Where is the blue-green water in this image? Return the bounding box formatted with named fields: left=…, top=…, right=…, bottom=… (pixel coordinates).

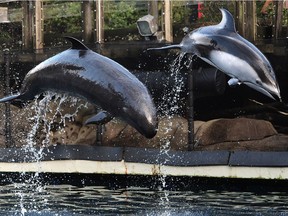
left=0, top=175, right=287, bottom=216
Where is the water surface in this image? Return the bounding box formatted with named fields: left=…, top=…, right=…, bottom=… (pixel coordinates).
left=0, top=174, right=287, bottom=216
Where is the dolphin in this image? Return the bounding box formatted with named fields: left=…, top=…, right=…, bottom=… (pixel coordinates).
left=0, top=36, right=158, bottom=138
left=148, top=8, right=281, bottom=101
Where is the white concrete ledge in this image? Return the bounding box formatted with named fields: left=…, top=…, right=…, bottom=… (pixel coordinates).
left=0, top=160, right=287, bottom=180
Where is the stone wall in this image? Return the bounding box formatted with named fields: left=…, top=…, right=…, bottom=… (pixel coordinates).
left=0, top=95, right=287, bottom=151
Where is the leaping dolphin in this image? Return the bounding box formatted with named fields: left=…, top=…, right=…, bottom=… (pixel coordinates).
left=0, top=37, right=158, bottom=138
left=148, top=8, right=281, bottom=101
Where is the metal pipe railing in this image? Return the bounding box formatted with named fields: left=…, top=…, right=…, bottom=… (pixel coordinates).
left=3, top=49, right=13, bottom=148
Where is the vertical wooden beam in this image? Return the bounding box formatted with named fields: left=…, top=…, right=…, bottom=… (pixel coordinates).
left=82, top=0, right=93, bottom=43
left=34, top=0, right=44, bottom=51
left=95, top=0, right=104, bottom=43
left=148, top=0, right=158, bottom=20
left=22, top=1, right=33, bottom=50
left=275, top=0, right=283, bottom=40
left=235, top=0, right=256, bottom=42
left=163, top=0, right=172, bottom=43
left=245, top=0, right=256, bottom=42
left=235, top=0, right=244, bottom=36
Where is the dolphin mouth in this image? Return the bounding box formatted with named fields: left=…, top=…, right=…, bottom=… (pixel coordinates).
left=244, top=82, right=281, bottom=101
left=142, top=128, right=157, bottom=139
left=134, top=120, right=158, bottom=139
left=128, top=114, right=158, bottom=139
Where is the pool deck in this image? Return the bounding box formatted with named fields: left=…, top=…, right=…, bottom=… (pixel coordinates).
left=1, top=145, right=288, bottom=180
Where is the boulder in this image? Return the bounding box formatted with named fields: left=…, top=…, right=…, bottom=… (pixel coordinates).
left=50, top=123, right=97, bottom=145
left=47, top=115, right=204, bottom=150
left=195, top=117, right=277, bottom=146
left=195, top=134, right=288, bottom=151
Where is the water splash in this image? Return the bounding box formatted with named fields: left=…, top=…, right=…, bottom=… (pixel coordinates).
left=157, top=52, right=186, bottom=116
left=13, top=91, right=89, bottom=215
left=156, top=53, right=194, bottom=211
left=22, top=92, right=88, bottom=160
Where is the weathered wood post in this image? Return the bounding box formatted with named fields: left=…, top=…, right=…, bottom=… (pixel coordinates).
left=148, top=0, right=158, bottom=19
left=22, top=1, right=33, bottom=50
left=82, top=0, right=93, bottom=43
left=235, top=0, right=256, bottom=42
left=163, top=0, right=173, bottom=42
left=275, top=0, right=284, bottom=40
left=34, top=0, right=44, bottom=52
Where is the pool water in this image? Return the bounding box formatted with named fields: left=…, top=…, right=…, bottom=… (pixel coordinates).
left=0, top=174, right=287, bottom=216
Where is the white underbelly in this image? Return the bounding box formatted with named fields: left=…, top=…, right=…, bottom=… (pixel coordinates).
left=200, top=50, right=257, bottom=82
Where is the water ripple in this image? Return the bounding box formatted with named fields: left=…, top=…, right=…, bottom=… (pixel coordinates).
left=0, top=184, right=286, bottom=215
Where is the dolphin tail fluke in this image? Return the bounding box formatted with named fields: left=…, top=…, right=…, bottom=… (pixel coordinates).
left=0, top=93, right=21, bottom=103
left=147, top=44, right=182, bottom=51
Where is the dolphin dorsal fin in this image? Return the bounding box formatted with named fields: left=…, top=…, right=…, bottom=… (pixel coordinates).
left=218, top=8, right=236, bottom=32
left=64, top=36, right=89, bottom=50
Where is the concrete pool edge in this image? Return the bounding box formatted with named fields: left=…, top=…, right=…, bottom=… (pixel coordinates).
left=0, top=145, right=287, bottom=180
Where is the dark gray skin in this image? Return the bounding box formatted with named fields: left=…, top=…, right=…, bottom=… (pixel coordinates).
left=148, top=9, right=281, bottom=101
left=0, top=37, right=158, bottom=138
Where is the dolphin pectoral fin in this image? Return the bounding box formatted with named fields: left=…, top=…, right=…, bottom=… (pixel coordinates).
left=0, top=93, right=21, bottom=103
left=147, top=44, right=182, bottom=51
left=228, top=78, right=241, bottom=87
left=84, top=111, right=113, bottom=126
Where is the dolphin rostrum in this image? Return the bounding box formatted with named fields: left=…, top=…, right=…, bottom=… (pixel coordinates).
left=148, top=8, right=281, bottom=101
left=0, top=37, right=158, bottom=138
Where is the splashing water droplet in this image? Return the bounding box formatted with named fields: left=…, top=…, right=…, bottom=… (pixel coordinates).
left=13, top=91, right=89, bottom=214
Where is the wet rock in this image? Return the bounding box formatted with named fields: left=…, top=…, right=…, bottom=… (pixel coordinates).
left=101, top=116, right=204, bottom=150
left=44, top=115, right=205, bottom=150
left=195, top=117, right=277, bottom=146
left=51, top=123, right=96, bottom=145
left=195, top=134, right=288, bottom=151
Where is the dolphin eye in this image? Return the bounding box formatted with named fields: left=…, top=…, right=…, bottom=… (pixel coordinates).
left=256, top=79, right=262, bottom=85
left=210, top=39, right=217, bottom=47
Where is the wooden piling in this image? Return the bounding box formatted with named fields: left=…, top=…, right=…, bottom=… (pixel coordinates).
left=82, top=0, right=93, bottom=43
left=275, top=0, right=284, bottom=40
left=148, top=0, right=158, bottom=20
left=34, top=0, right=44, bottom=51
left=163, top=0, right=173, bottom=43
left=235, top=0, right=256, bottom=42
left=95, top=0, right=104, bottom=43
left=22, top=1, right=33, bottom=50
